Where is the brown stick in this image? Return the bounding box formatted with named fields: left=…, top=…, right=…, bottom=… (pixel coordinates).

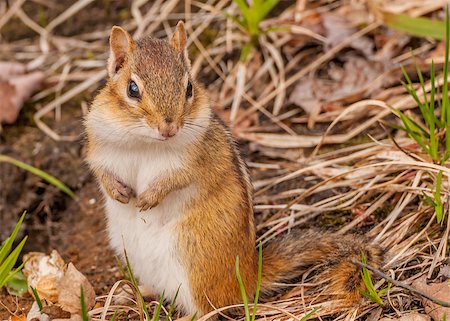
left=352, top=260, right=450, bottom=308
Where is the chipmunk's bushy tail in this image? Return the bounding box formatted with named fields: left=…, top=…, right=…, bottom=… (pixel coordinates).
left=261, top=230, right=384, bottom=304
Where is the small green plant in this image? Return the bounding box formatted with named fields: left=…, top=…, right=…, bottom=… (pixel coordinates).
left=0, top=154, right=74, bottom=197
left=235, top=242, right=262, bottom=321
left=123, top=248, right=179, bottom=321
left=152, top=290, right=165, bottom=321
left=383, top=11, right=446, bottom=40
left=392, top=7, right=450, bottom=224
left=360, top=253, right=389, bottom=306
left=31, top=286, right=43, bottom=311
left=124, top=248, right=151, bottom=321
left=6, top=270, right=28, bottom=296
left=236, top=243, right=317, bottom=321
left=80, top=285, right=90, bottom=321
left=0, top=212, right=28, bottom=288
left=422, top=171, right=444, bottom=223
left=164, top=286, right=180, bottom=321
left=226, top=0, right=280, bottom=61
left=110, top=309, right=119, bottom=321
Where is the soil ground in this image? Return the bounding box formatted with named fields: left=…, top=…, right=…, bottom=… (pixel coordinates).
left=0, top=113, right=119, bottom=318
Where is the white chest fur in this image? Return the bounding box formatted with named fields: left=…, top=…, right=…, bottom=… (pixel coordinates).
left=92, top=143, right=197, bottom=315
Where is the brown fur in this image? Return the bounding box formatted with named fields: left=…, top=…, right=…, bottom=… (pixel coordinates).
left=86, top=22, right=384, bottom=317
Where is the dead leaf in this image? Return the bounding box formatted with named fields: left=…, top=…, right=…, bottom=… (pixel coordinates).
left=399, top=314, right=431, bottom=321
left=53, top=315, right=82, bottom=321
left=321, top=12, right=374, bottom=56
left=41, top=306, right=71, bottom=320
left=0, top=81, right=19, bottom=124
left=379, top=313, right=430, bottom=321
left=412, top=276, right=450, bottom=321
left=0, top=61, right=44, bottom=124
left=58, top=263, right=96, bottom=314
left=0, top=62, right=26, bottom=80
left=438, top=265, right=450, bottom=279
left=289, top=55, right=387, bottom=125
left=23, top=250, right=67, bottom=303
left=27, top=301, right=47, bottom=321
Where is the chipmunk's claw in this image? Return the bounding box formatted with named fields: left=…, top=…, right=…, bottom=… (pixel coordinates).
left=136, top=189, right=161, bottom=211
left=110, top=178, right=134, bottom=204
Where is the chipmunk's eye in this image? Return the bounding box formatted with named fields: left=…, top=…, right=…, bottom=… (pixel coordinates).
left=127, top=80, right=140, bottom=99
left=186, top=80, right=193, bottom=99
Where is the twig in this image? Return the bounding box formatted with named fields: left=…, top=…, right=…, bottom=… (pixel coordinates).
left=352, top=260, right=450, bottom=308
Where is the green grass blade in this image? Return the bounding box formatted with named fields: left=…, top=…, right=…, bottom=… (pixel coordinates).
left=429, top=61, right=439, bottom=161
left=31, top=286, right=43, bottom=311
left=259, top=0, right=280, bottom=21
left=430, top=61, right=439, bottom=125
left=396, top=109, right=428, bottom=136
left=165, top=286, right=180, bottom=321
left=2, top=259, right=26, bottom=287
left=434, top=170, right=444, bottom=223
left=0, top=212, right=26, bottom=265
left=110, top=309, right=119, bottom=321
left=360, top=253, right=383, bottom=306
left=421, top=190, right=437, bottom=207
left=415, top=61, right=430, bottom=114
left=6, top=270, right=28, bottom=296
left=80, top=285, right=89, bottom=321
left=235, top=256, right=250, bottom=321
left=0, top=155, right=74, bottom=197
left=300, top=308, right=319, bottom=321
left=251, top=242, right=263, bottom=321
left=152, top=290, right=165, bottom=321
left=397, top=112, right=429, bottom=152
left=233, top=0, right=250, bottom=18
left=443, top=7, right=450, bottom=152
left=0, top=236, right=27, bottom=288
left=399, top=71, right=431, bottom=128
left=222, top=11, right=246, bottom=29
left=124, top=248, right=151, bottom=321
left=443, top=149, right=450, bottom=162
left=384, top=12, right=445, bottom=40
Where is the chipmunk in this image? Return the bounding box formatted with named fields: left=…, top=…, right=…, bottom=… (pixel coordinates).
left=84, top=22, right=383, bottom=318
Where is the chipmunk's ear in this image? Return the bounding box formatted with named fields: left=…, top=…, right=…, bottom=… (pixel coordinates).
left=170, top=21, right=190, bottom=66
left=108, top=26, right=135, bottom=77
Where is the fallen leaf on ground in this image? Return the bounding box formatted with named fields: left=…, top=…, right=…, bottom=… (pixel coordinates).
left=321, top=12, right=374, bottom=56
left=0, top=61, right=26, bottom=79
left=53, top=315, right=82, bottom=321
left=289, top=55, right=387, bottom=125
left=379, top=312, right=430, bottom=321
left=41, top=306, right=71, bottom=319
left=412, top=276, right=450, bottom=321
left=0, top=61, right=44, bottom=124
left=439, top=264, right=450, bottom=278
left=27, top=301, right=44, bottom=321
left=58, top=263, right=96, bottom=314
left=24, top=251, right=95, bottom=320
left=23, top=250, right=67, bottom=302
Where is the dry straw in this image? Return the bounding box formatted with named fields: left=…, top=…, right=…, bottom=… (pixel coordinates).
left=1, top=0, right=450, bottom=320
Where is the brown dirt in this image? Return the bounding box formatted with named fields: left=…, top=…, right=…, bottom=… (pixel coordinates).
left=0, top=113, right=119, bottom=319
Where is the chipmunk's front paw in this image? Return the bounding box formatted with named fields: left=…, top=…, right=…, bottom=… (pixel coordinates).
left=136, top=188, right=164, bottom=211
left=104, top=177, right=134, bottom=204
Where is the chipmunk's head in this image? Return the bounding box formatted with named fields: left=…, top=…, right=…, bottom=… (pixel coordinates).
left=92, top=21, right=209, bottom=144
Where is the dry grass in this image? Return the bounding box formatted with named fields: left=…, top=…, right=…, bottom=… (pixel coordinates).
left=1, top=0, right=450, bottom=320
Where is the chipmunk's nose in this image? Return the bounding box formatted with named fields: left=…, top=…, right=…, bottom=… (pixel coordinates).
left=159, top=120, right=178, bottom=139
